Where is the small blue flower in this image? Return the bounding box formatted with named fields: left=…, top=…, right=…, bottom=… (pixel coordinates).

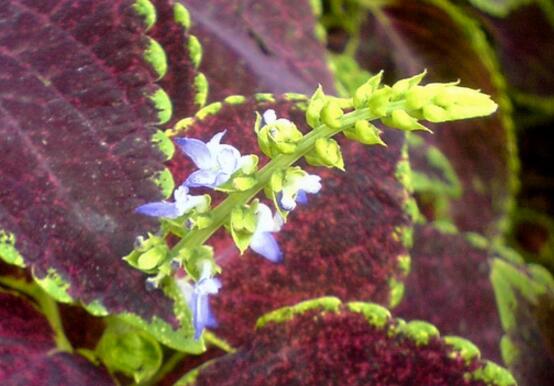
left=278, top=173, right=322, bottom=211
left=179, top=267, right=222, bottom=340
left=250, top=203, right=284, bottom=263
left=175, top=130, right=248, bottom=189
left=135, top=185, right=207, bottom=219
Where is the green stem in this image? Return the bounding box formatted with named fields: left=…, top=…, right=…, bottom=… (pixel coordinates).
left=0, top=276, right=73, bottom=353
left=144, top=351, right=187, bottom=386
left=170, top=102, right=404, bottom=258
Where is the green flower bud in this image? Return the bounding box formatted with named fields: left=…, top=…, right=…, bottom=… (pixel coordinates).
left=382, top=109, right=431, bottom=132
left=353, top=70, right=383, bottom=109
left=320, top=100, right=344, bottom=129
left=305, top=138, right=345, bottom=170
left=239, top=154, right=259, bottom=175
left=367, top=86, right=392, bottom=117
left=391, top=70, right=427, bottom=98
left=256, top=115, right=303, bottom=158
left=306, top=85, right=326, bottom=129
left=229, top=202, right=258, bottom=253
left=137, top=245, right=168, bottom=271
left=422, top=104, right=450, bottom=122
left=269, top=170, right=284, bottom=192
left=405, top=85, right=436, bottom=110
left=123, top=234, right=169, bottom=273
left=433, top=86, right=498, bottom=120
left=180, top=245, right=216, bottom=280
left=344, top=120, right=386, bottom=146
left=231, top=175, right=257, bottom=191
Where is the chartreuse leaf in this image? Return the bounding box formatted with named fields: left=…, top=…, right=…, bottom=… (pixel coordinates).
left=490, top=258, right=554, bottom=385
left=96, top=318, right=162, bottom=383
left=0, top=231, right=25, bottom=268
left=177, top=298, right=515, bottom=385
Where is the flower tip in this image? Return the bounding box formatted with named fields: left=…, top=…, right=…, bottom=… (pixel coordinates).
left=262, top=109, right=277, bottom=125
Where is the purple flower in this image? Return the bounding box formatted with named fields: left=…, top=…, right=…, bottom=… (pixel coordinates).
left=135, top=185, right=207, bottom=219
left=250, top=203, right=284, bottom=263
left=278, top=173, right=322, bottom=211
left=178, top=267, right=222, bottom=341
left=175, top=130, right=248, bottom=189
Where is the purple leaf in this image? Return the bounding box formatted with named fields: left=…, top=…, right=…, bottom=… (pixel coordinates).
left=183, top=298, right=514, bottom=385
left=0, top=0, right=197, bottom=324
left=476, top=3, right=554, bottom=99
left=395, top=224, right=503, bottom=362
left=182, top=0, right=335, bottom=101
left=167, top=96, right=413, bottom=346
left=0, top=292, right=113, bottom=385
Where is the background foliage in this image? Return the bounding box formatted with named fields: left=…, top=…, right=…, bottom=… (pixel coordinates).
left=1, top=0, right=553, bottom=385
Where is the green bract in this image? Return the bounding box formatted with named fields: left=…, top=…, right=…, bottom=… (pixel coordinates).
left=228, top=201, right=259, bottom=254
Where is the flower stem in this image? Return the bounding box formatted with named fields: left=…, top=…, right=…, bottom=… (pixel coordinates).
left=169, top=101, right=404, bottom=258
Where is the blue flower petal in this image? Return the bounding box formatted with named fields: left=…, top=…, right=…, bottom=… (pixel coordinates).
left=296, top=190, right=308, bottom=205
left=135, top=202, right=180, bottom=218
left=250, top=232, right=283, bottom=263
left=175, top=137, right=214, bottom=169
left=185, top=169, right=219, bottom=188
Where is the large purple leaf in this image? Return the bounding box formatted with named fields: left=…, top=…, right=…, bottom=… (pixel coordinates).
left=0, top=291, right=113, bottom=385
left=355, top=0, right=517, bottom=235
left=181, top=0, right=335, bottom=101
left=474, top=3, right=554, bottom=100
left=395, top=224, right=503, bottom=362
left=181, top=298, right=515, bottom=385
left=490, top=258, right=554, bottom=385
left=0, top=0, right=197, bottom=327
left=168, top=95, right=414, bottom=347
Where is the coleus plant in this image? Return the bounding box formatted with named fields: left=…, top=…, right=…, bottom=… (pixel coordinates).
left=0, top=0, right=550, bottom=385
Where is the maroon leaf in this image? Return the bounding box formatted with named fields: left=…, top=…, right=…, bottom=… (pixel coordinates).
left=395, top=224, right=503, bottom=362
left=0, top=292, right=113, bottom=385
left=182, top=0, right=335, bottom=101
left=355, top=0, right=516, bottom=235
left=475, top=3, right=554, bottom=99
left=183, top=298, right=514, bottom=385
left=490, top=258, right=554, bottom=385
left=167, top=95, right=413, bottom=347
left=0, top=0, right=194, bottom=323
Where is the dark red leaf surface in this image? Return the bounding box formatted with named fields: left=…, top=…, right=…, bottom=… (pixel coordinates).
left=186, top=300, right=508, bottom=386
left=0, top=0, right=191, bottom=321
left=395, top=224, right=503, bottom=362
left=182, top=0, right=335, bottom=101
left=0, top=292, right=113, bottom=385
left=355, top=0, right=516, bottom=235
left=168, top=96, right=413, bottom=347
left=476, top=3, right=554, bottom=98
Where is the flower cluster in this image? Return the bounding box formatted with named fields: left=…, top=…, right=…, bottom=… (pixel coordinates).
left=129, top=71, right=497, bottom=343
left=134, top=117, right=321, bottom=340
